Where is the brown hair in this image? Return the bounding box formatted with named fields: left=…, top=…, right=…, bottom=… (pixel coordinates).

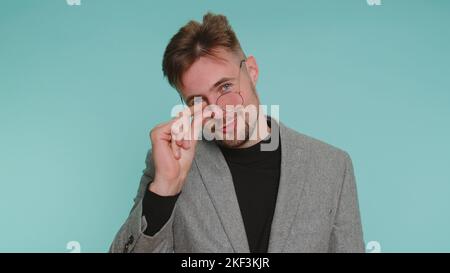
left=162, top=12, right=244, bottom=91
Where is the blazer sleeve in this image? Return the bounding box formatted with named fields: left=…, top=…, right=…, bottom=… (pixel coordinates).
left=109, top=150, right=176, bottom=253
left=329, top=152, right=365, bottom=253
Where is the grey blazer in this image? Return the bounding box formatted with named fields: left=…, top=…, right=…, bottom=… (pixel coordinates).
left=110, top=120, right=364, bottom=253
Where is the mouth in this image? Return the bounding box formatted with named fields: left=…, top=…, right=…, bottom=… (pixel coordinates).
left=222, top=120, right=235, bottom=134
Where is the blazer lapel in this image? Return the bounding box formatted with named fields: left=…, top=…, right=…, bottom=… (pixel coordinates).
left=267, top=121, right=308, bottom=252
left=194, top=140, right=250, bottom=253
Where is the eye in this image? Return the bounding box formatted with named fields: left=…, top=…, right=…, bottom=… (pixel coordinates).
left=220, top=83, right=233, bottom=93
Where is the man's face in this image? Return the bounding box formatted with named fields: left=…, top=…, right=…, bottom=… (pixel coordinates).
left=180, top=48, right=260, bottom=148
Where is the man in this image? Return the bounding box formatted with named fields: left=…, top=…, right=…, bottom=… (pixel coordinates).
left=110, top=12, right=364, bottom=253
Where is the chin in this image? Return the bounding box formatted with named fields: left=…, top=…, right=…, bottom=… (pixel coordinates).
left=216, top=125, right=250, bottom=148
left=217, top=138, right=247, bottom=148
left=213, top=120, right=255, bottom=148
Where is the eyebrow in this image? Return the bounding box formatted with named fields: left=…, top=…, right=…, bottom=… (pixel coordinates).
left=184, top=76, right=236, bottom=104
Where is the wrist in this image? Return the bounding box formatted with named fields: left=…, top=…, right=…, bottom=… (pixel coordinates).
left=149, top=178, right=182, bottom=196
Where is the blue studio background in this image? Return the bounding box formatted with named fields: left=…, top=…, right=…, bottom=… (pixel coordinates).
left=1, top=0, right=449, bottom=252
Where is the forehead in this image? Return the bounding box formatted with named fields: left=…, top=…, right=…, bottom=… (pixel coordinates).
left=181, top=49, right=239, bottom=94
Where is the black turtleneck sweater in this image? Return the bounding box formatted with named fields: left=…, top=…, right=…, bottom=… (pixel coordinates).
left=218, top=137, right=281, bottom=252
left=142, top=134, right=281, bottom=253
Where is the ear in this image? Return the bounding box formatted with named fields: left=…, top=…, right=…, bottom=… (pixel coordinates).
left=244, top=55, right=259, bottom=86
